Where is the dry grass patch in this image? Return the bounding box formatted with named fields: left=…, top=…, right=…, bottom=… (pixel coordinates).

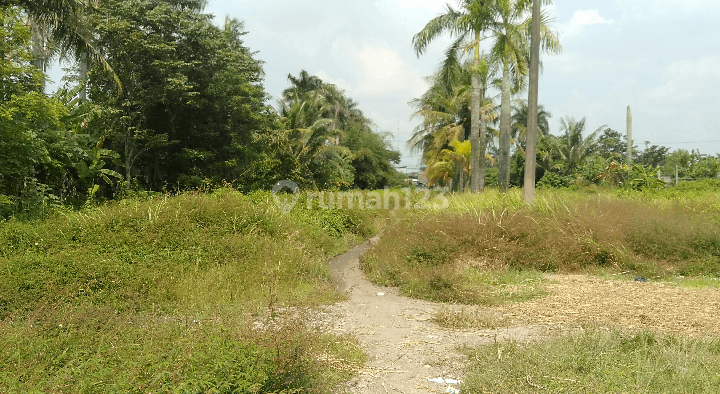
left=489, top=274, right=720, bottom=337
left=433, top=307, right=509, bottom=330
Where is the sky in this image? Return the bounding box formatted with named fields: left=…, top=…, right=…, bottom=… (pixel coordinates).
left=49, top=0, right=720, bottom=171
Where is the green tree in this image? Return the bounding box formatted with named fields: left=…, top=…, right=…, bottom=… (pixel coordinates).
left=410, top=57, right=497, bottom=192
left=413, top=0, right=495, bottom=193
left=555, top=117, right=605, bottom=176
left=488, top=0, right=559, bottom=192
left=594, top=128, right=628, bottom=161
left=510, top=100, right=550, bottom=152
left=523, top=0, right=541, bottom=203
left=663, top=149, right=720, bottom=180
left=280, top=71, right=402, bottom=189
left=1, top=7, right=120, bottom=213
left=89, top=0, right=271, bottom=190
left=638, top=143, right=669, bottom=169
left=279, top=89, right=353, bottom=189
left=343, top=122, right=402, bottom=190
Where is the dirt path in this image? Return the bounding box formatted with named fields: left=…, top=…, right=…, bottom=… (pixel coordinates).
left=325, top=238, right=545, bottom=394
left=323, top=238, right=720, bottom=393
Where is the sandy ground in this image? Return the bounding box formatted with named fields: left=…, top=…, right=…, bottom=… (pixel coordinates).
left=321, top=238, right=720, bottom=393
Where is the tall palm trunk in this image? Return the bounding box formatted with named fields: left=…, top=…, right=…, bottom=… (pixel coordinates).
left=479, top=89, right=487, bottom=191
left=470, top=32, right=483, bottom=193
left=498, top=59, right=511, bottom=192
left=457, top=161, right=465, bottom=192
left=29, top=17, right=50, bottom=92
left=79, top=54, right=89, bottom=102
left=523, top=0, right=541, bottom=203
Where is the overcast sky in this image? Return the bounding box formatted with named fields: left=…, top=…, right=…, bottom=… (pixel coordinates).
left=202, top=0, right=720, bottom=169
left=50, top=0, right=720, bottom=170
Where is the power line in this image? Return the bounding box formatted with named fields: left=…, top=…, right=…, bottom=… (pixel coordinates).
left=645, top=140, right=720, bottom=145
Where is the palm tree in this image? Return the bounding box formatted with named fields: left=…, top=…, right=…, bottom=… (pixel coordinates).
left=510, top=100, right=551, bottom=153
left=523, top=0, right=541, bottom=203
left=413, top=0, right=495, bottom=193
left=284, top=70, right=363, bottom=133
left=17, top=0, right=121, bottom=92
left=410, top=73, right=468, bottom=192
left=555, top=117, right=605, bottom=175
left=280, top=90, right=352, bottom=188
left=487, top=0, right=560, bottom=192
left=282, top=70, right=324, bottom=100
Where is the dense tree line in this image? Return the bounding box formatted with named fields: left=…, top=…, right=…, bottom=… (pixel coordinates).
left=0, top=0, right=402, bottom=217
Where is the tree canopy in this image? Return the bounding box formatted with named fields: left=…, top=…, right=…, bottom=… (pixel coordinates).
left=0, top=1, right=403, bottom=217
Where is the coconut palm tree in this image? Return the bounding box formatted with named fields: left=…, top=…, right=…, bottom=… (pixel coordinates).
left=487, top=0, right=560, bottom=192
left=555, top=117, right=605, bottom=175
left=280, top=91, right=352, bottom=188
left=413, top=0, right=496, bottom=193
left=410, top=73, right=469, bottom=191
left=16, top=0, right=123, bottom=93
left=523, top=0, right=541, bottom=203
left=510, top=100, right=551, bottom=152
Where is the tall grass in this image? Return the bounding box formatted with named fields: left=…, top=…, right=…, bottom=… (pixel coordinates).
left=0, top=188, right=378, bottom=392
left=361, top=188, right=720, bottom=304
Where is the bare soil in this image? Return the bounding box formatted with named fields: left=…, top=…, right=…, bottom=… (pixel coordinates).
left=322, top=238, right=720, bottom=393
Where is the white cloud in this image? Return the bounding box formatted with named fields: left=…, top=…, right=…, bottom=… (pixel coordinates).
left=389, top=0, right=446, bottom=12
left=562, top=9, right=615, bottom=38
left=352, top=43, right=427, bottom=98
left=572, top=9, right=615, bottom=26
left=314, top=70, right=354, bottom=93
left=646, top=55, right=720, bottom=104
left=614, top=0, right=720, bottom=17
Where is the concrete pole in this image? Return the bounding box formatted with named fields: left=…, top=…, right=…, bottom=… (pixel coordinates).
left=627, top=106, right=633, bottom=177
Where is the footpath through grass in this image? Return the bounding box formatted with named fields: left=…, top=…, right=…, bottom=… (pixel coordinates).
left=0, top=188, right=382, bottom=393
left=360, top=184, right=720, bottom=393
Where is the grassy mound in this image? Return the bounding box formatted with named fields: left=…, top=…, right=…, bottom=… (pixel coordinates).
left=361, top=189, right=720, bottom=304
left=0, top=189, right=379, bottom=392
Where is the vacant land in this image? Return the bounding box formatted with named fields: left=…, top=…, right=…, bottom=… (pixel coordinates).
left=359, top=187, right=720, bottom=393
left=2, top=186, right=719, bottom=393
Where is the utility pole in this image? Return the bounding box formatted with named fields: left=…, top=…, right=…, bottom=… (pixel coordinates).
left=627, top=106, right=633, bottom=178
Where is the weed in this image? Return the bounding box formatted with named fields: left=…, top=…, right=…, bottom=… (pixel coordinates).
left=433, top=307, right=508, bottom=330
left=0, top=188, right=380, bottom=392
left=362, top=190, right=720, bottom=305
left=462, top=328, right=720, bottom=393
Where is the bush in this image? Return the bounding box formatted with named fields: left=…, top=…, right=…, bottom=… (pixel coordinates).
left=537, top=171, right=573, bottom=189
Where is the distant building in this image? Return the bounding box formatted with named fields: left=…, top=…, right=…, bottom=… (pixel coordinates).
left=418, top=169, right=429, bottom=185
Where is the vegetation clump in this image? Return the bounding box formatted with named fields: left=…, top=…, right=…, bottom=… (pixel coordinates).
left=0, top=189, right=377, bottom=392
left=361, top=190, right=720, bottom=304
left=462, top=329, right=720, bottom=393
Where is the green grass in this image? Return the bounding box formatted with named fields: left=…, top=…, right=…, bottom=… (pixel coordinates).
left=462, top=328, right=720, bottom=393
left=0, top=188, right=382, bottom=392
